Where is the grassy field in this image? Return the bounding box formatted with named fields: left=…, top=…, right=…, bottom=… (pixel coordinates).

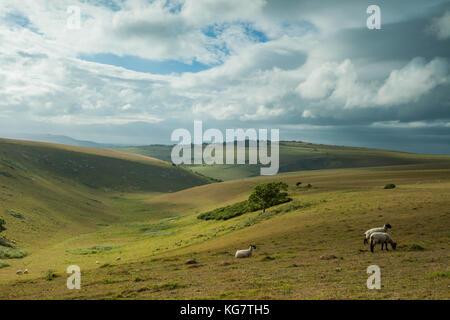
left=113, top=141, right=450, bottom=181
left=0, top=139, right=449, bottom=299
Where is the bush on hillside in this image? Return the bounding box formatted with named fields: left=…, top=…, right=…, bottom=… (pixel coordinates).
left=0, top=247, right=27, bottom=259
left=384, top=184, right=396, bottom=189
left=198, top=182, right=292, bottom=220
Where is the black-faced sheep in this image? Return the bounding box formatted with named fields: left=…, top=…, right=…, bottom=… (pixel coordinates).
left=364, top=223, right=392, bottom=245
left=235, top=245, right=256, bottom=258
left=370, top=232, right=397, bottom=252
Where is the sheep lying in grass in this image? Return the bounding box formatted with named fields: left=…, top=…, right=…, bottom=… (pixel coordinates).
left=364, top=223, right=392, bottom=245
left=235, top=245, right=256, bottom=258
left=370, top=232, right=397, bottom=252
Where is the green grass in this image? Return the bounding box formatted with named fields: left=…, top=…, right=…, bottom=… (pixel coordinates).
left=0, top=138, right=449, bottom=300
left=0, top=261, right=9, bottom=269
left=0, top=247, right=27, bottom=259
left=69, top=245, right=118, bottom=255
left=427, top=271, right=450, bottom=279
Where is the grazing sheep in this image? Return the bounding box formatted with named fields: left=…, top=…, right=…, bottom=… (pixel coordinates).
left=24, top=269, right=28, bottom=274
left=95, top=261, right=99, bottom=264
left=16, top=270, right=23, bottom=275
left=364, top=223, right=392, bottom=245
left=370, top=232, right=397, bottom=252
left=116, top=257, right=121, bottom=261
left=11, top=240, right=16, bottom=244
left=235, top=245, right=256, bottom=258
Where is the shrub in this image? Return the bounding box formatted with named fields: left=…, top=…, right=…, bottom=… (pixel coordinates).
left=45, top=270, right=58, bottom=281
left=384, top=184, right=396, bottom=189
left=0, top=260, right=10, bottom=269
left=0, top=218, right=6, bottom=233
left=5, top=210, right=26, bottom=219
left=198, top=197, right=292, bottom=221
left=296, top=182, right=302, bottom=187
left=69, top=245, right=116, bottom=255
left=0, top=237, right=13, bottom=248
left=0, top=247, right=27, bottom=259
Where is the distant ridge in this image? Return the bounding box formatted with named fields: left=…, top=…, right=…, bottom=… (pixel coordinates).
left=1, top=134, right=113, bottom=148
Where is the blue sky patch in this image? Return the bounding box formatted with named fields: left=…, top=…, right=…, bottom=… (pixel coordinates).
left=78, top=53, right=212, bottom=74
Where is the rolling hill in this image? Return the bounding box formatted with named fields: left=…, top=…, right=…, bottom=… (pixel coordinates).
left=0, top=138, right=449, bottom=299
left=113, top=141, right=450, bottom=181
left=0, top=138, right=211, bottom=262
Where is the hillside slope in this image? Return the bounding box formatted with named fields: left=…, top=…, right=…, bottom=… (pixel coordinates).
left=113, top=141, right=450, bottom=181
left=0, top=163, right=449, bottom=299
left=0, top=138, right=211, bottom=252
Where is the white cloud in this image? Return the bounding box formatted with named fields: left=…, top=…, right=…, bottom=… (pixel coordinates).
left=296, top=57, right=449, bottom=109
left=0, top=0, right=448, bottom=133
left=429, top=10, right=450, bottom=40
left=376, top=58, right=449, bottom=106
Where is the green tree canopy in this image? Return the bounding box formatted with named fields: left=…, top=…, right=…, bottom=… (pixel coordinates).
left=248, top=182, right=289, bottom=213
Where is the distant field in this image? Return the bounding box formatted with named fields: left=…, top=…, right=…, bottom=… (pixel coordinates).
left=0, top=136, right=449, bottom=299
left=113, top=142, right=450, bottom=181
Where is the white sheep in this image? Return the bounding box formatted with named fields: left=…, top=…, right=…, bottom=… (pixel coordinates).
left=24, top=268, right=28, bottom=274
left=116, top=257, right=121, bottom=261
left=370, top=232, right=397, bottom=252
left=363, top=223, right=392, bottom=245
left=235, top=245, right=256, bottom=258
left=16, top=270, right=23, bottom=275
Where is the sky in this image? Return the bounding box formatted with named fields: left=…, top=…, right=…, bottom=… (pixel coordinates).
left=0, top=0, right=450, bottom=154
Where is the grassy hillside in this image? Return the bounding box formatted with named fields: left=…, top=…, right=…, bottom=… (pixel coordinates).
left=0, top=160, right=449, bottom=299
left=113, top=142, right=450, bottom=181
left=0, top=138, right=211, bottom=266
left=0, top=139, right=211, bottom=192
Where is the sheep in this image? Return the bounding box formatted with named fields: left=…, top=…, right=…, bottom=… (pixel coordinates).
left=116, top=257, right=121, bottom=261
left=24, top=268, right=28, bottom=274
left=370, top=232, right=397, bottom=252
left=235, top=245, right=256, bottom=258
left=16, top=270, right=23, bottom=275
left=363, top=223, right=392, bottom=245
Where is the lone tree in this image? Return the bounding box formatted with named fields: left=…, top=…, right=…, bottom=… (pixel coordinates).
left=0, top=218, right=6, bottom=233
left=248, top=182, right=289, bottom=213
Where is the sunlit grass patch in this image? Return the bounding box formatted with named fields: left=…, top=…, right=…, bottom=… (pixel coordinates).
left=427, top=271, right=450, bottom=279
left=68, top=245, right=118, bottom=255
